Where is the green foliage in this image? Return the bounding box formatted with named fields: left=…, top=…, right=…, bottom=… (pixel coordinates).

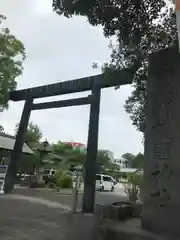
left=52, top=141, right=86, bottom=169
left=97, top=150, right=119, bottom=172
left=53, top=0, right=177, bottom=133
left=51, top=141, right=119, bottom=177
left=97, top=150, right=111, bottom=166
left=15, top=122, right=42, bottom=148
left=15, top=122, right=42, bottom=175
left=18, top=150, right=41, bottom=175
left=0, top=15, right=26, bottom=111
left=121, top=152, right=144, bottom=169
left=47, top=169, right=72, bottom=189
left=18, top=155, right=34, bottom=174
left=133, top=153, right=144, bottom=169
left=121, top=153, right=135, bottom=168
left=52, top=141, right=73, bottom=155
left=124, top=171, right=143, bottom=203
left=60, top=175, right=72, bottom=188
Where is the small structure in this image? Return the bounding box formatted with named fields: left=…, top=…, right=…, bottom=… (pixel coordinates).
left=0, top=133, right=34, bottom=165
left=118, top=168, right=143, bottom=182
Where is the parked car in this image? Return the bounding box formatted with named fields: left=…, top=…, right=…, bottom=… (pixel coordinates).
left=96, top=174, right=115, bottom=192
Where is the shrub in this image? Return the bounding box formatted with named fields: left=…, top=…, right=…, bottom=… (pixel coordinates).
left=55, top=169, right=73, bottom=189
left=124, top=171, right=143, bottom=203
left=60, top=175, right=72, bottom=188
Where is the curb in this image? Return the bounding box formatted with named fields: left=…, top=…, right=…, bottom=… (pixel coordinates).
left=15, top=187, right=84, bottom=195
left=35, top=188, right=84, bottom=195
left=0, top=194, right=72, bottom=211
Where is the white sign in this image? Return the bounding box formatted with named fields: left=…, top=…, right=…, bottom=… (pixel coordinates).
left=0, top=165, right=8, bottom=194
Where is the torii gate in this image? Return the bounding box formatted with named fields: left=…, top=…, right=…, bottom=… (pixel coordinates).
left=3, top=69, right=133, bottom=213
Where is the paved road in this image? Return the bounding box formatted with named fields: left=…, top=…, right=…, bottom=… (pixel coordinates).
left=0, top=196, right=95, bottom=240
left=14, top=187, right=128, bottom=210
left=0, top=187, right=128, bottom=239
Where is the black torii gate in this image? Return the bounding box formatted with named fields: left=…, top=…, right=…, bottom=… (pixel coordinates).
left=3, top=69, right=133, bottom=213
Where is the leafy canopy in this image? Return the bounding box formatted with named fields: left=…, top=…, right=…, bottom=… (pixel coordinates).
left=0, top=15, right=26, bottom=111
left=15, top=122, right=42, bottom=174
left=52, top=0, right=177, bottom=133
left=121, top=152, right=144, bottom=169
left=15, top=122, right=43, bottom=148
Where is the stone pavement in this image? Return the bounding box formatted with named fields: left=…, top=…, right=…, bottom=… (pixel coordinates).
left=0, top=195, right=95, bottom=240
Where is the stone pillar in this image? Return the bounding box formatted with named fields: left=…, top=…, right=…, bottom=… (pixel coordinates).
left=4, top=98, right=33, bottom=193
left=83, top=85, right=101, bottom=213
left=142, top=46, right=180, bottom=237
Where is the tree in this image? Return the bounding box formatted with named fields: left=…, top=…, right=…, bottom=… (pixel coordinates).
left=52, top=141, right=118, bottom=173
left=52, top=141, right=86, bottom=169
left=15, top=122, right=42, bottom=148
left=52, top=141, right=73, bottom=155
left=0, top=125, right=4, bottom=133
left=15, top=122, right=42, bottom=175
left=121, top=152, right=144, bottom=169
left=124, top=170, right=143, bottom=203
left=97, top=151, right=119, bottom=172
left=17, top=152, right=40, bottom=175
left=52, top=0, right=177, bottom=133
left=121, top=153, right=135, bottom=168
left=0, top=15, right=26, bottom=111
left=133, top=153, right=144, bottom=169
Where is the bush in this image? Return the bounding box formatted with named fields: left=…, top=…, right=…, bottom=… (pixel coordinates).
left=46, top=181, right=56, bottom=189
left=45, top=169, right=73, bottom=189
left=55, top=170, right=72, bottom=189
left=60, top=175, right=72, bottom=188
left=123, top=171, right=143, bottom=203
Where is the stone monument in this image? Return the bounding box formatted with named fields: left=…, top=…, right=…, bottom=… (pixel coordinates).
left=142, top=46, right=180, bottom=238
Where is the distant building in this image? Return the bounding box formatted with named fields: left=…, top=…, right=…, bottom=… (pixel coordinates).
left=0, top=133, right=34, bottom=165
left=99, top=150, right=114, bottom=162
left=114, top=158, right=128, bottom=168
left=63, top=141, right=86, bottom=152
left=118, top=168, right=143, bottom=182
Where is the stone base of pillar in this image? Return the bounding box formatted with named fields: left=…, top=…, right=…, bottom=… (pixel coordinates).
left=99, top=219, right=165, bottom=240
left=94, top=204, right=167, bottom=240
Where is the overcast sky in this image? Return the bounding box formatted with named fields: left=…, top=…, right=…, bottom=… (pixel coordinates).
left=0, top=0, right=143, bottom=158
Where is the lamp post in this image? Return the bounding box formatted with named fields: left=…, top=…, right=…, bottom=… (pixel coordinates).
left=71, top=164, right=83, bottom=213
left=36, top=139, right=52, bottom=180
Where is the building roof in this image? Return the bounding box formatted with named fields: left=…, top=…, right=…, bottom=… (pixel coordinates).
left=63, top=142, right=86, bottom=148
left=0, top=133, right=34, bottom=155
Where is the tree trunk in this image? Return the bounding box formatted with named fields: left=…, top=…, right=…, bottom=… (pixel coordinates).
left=142, top=46, right=180, bottom=237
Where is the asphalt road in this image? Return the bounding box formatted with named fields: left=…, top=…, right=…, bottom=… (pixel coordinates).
left=0, top=197, right=96, bottom=240
left=0, top=187, right=129, bottom=239
left=13, top=187, right=128, bottom=210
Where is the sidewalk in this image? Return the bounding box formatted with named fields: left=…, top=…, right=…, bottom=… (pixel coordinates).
left=13, top=187, right=82, bottom=210
left=15, top=186, right=84, bottom=195
left=0, top=194, right=95, bottom=240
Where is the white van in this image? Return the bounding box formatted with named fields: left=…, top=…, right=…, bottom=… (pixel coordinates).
left=96, top=174, right=115, bottom=192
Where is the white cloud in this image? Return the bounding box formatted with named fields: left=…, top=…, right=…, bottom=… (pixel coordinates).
left=0, top=0, right=143, bottom=157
